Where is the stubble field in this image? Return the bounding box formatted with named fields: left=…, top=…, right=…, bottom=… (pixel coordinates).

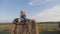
left=0, top=23, right=59, bottom=34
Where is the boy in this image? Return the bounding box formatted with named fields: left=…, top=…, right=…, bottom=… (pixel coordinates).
left=20, top=10, right=27, bottom=25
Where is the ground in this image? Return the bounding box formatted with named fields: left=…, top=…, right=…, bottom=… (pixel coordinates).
left=0, top=23, right=59, bottom=34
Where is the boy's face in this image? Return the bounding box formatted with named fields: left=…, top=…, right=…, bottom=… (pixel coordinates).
left=20, top=11, right=26, bottom=15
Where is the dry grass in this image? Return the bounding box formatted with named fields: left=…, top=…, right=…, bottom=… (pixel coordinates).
left=0, top=24, right=59, bottom=34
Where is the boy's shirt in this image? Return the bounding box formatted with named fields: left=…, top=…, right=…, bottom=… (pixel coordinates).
left=21, top=15, right=26, bottom=20
left=20, top=15, right=27, bottom=25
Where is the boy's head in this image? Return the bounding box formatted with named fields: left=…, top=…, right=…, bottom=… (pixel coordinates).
left=20, top=10, right=26, bottom=15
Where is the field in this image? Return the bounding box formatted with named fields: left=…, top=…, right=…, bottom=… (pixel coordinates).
left=38, top=24, right=59, bottom=34
left=0, top=24, right=59, bottom=34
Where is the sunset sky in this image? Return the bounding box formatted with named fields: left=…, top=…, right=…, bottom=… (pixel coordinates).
left=0, top=0, right=60, bottom=23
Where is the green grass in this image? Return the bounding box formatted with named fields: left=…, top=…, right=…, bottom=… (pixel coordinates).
left=0, top=24, right=59, bottom=34
left=38, top=24, right=58, bottom=31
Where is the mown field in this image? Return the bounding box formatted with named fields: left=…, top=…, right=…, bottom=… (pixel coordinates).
left=0, top=24, right=59, bottom=34
left=38, top=24, right=59, bottom=34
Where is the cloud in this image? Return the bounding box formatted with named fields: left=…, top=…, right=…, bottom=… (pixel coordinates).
left=29, top=0, right=53, bottom=6
left=32, top=5, right=60, bottom=22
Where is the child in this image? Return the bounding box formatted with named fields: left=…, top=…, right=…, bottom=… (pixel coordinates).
left=20, top=10, right=27, bottom=25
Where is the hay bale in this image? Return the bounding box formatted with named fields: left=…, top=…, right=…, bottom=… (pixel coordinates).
left=10, top=19, right=39, bottom=34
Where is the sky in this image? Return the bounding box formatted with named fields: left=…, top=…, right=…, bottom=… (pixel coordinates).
left=0, top=0, right=60, bottom=23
